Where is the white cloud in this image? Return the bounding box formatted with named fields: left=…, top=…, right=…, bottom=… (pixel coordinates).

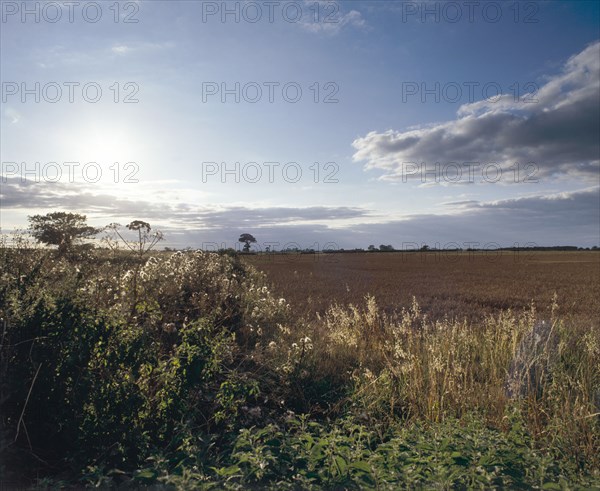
left=4, top=107, right=21, bottom=124
left=111, top=41, right=175, bottom=55
left=352, top=41, right=600, bottom=183
left=300, top=1, right=366, bottom=34
left=111, top=45, right=132, bottom=55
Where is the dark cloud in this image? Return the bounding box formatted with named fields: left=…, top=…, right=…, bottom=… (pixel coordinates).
left=181, top=187, right=600, bottom=249
left=352, top=42, right=600, bottom=182
left=2, top=178, right=596, bottom=248
left=0, top=177, right=370, bottom=230
left=192, top=206, right=372, bottom=229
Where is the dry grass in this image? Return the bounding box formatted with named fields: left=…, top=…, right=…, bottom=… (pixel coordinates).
left=306, top=296, right=600, bottom=469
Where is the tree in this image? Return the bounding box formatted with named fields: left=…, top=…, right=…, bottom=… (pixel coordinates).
left=368, top=245, right=377, bottom=251
left=238, top=233, right=256, bottom=252
left=28, top=212, right=99, bottom=256
left=379, top=244, right=394, bottom=252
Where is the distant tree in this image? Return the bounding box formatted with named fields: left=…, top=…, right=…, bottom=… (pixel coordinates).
left=368, top=245, right=377, bottom=251
left=379, top=244, right=394, bottom=252
left=239, top=233, right=257, bottom=252
left=420, top=244, right=430, bottom=251
left=28, top=212, right=99, bottom=256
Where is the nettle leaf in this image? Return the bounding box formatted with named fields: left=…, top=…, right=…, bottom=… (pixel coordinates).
left=310, top=442, right=326, bottom=461
left=350, top=461, right=372, bottom=473
left=134, top=469, right=157, bottom=481
left=541, top=483, right=562, bottom=490
left=213, top=465, right=241, bottom=478
left=334, top=455, right=348, bottom=475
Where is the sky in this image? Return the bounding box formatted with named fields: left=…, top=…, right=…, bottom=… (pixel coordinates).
left=1, top=0, right=599, bottom=250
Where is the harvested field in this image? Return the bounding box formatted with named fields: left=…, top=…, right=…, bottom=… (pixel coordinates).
left=244, top=251, right=600, bottom=325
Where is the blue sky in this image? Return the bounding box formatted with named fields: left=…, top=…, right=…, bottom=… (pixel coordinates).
left=1, top=0, right=599, bottom=249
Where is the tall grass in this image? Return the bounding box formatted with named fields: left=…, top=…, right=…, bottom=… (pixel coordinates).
left=304, top=295, right=599, bottom=469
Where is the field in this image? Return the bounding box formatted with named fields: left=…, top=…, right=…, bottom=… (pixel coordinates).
left=1, top=240, right=599, bottom=489
left=243, top=251, right=600, bottom=326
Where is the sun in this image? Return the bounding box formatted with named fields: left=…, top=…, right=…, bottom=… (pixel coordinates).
left=56, top=121, right=149, bottom=194
left=73, top=124, right=134, bottom=166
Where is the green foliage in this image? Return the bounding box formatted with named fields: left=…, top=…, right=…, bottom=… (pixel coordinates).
left=0, top=235, right=598, bottom=489
left=152, top=414, right=598, bottom=489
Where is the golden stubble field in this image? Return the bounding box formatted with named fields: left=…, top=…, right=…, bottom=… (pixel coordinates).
left=243, top=251, right=600, bottom=326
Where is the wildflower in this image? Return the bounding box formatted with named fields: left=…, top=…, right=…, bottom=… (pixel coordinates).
left=163, top=323, right=177, bottom=334
left=301, top=336, right=313, bottom=350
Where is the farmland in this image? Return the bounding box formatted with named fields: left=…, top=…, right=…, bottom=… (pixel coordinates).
left=244, top=251, right=600, bottom=326
left=1, top=241, right=599, bottom=488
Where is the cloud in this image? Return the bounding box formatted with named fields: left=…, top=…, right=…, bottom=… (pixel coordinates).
left=111, top=45, right=132, bottom=55
left=300, top=1, right=366, bottom=34
left=352, top=41, right=600, bottom=183
left=191, top=206, right=371, bottom=229
left=172, top=187, right=599, bottom=249
left=1, top=179, right=597, bottom=248
left=0, top=178, right=371, bottom=230
left=110, top=41, right=175, bottom=55
left=447, top=187, right=600, bottom=229
left=336, top=187, right=600, bottom=248
left=3, top=107, right=21, bottom=124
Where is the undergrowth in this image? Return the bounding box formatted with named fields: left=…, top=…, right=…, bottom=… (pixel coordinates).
left=0, top=237, right=598, bottom=488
